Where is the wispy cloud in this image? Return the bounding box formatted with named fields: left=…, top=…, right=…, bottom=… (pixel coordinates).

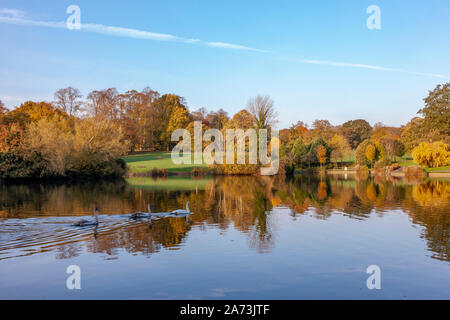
left=0, top=8, right=448, bottom=79
left=0, top=9, right=263, bottom=52
left=287, top=58, right=450, bottom=80
left=207, top=42, right=268, bottom=53
left=0, top=8, right=26, bottom=19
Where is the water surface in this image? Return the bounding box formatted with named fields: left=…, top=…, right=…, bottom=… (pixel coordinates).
left=0, top=175, right=449, bottom=299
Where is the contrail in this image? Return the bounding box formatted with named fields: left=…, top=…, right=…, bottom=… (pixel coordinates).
left=0, top=8, right=448, bottom=79
left=0, top=10, right=265, bottom=52
left=282, top=58, right=450, bottom=80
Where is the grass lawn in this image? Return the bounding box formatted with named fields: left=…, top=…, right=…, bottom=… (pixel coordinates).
left=122, top=152, right=207, bottom=173
left=426, top=166, right=450, bottom=172
left=397, top=160, right=416, bottom=167
left=396, top=160, right=449, bottom=172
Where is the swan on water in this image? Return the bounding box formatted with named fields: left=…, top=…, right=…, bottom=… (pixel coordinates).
left=171, top=202, right=190, bottom=215
left=73, top=208, right=100, bottom=227
left=130, top=204, right=151, bottom=219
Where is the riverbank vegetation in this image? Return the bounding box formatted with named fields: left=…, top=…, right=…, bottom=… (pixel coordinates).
left=0, top=82, right=448, bottom=179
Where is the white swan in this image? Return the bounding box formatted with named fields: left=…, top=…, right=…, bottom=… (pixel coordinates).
left=130, top=204, right=151, bottom=219
left=73, top=208, right=100, bottom=227
left=171, top=202, right=190, bottom=215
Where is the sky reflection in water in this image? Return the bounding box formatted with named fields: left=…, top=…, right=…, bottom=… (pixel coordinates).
left=0, top=175, right=449, bottom=299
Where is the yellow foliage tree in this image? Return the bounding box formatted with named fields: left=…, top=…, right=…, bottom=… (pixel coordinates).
left=316, top=145, right=327, bottom=169
left=412, top=141, right=450, bottom=168
left=26, top=117, right=129, bottom=176
left=365, top=144, right=376, bottom=168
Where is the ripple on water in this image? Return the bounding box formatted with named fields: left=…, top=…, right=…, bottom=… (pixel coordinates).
left=0, top=215, right=137, bottom=260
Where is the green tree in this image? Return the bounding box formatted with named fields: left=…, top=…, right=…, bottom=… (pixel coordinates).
left=419, top=83, right=449, bottom=138
left=291, top=138, right=307, bottom=164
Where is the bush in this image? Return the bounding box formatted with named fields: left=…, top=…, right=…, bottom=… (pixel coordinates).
left=412, top=141, right=450, bottom=168
left=374, top=158, right=391, bottom=170
left=0, top=152, right=47, bottom=179
left=23, top=117, right=130, bottom=178
left=404, top=165, right=426, bottom=178
left=354, top=164, right=369, bottom=172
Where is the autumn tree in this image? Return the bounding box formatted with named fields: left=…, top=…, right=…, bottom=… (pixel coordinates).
left=0, top=123, right=24, bottom=153
left=380, top=136, right=405, bottom=161
left=419, top=83, right=449, bottom=140
left=26, top=117, right=129, bottom=177
left=300, top=138, right=331, bottom=168
left=167, top=105, right=191, bottom=148
left=401, top=83, right=450, bottom=151
left=401, top=117, right=427, bottom=152
left=329, top=134, right=351, bottom=166
left=116, top=88, right=160, bottom=151
left=312, top=119, right=334, bottom=142
left=365, top=144, right=376, bottom=169
left=341, top=119, right=372, bottom=148
left=213, top=110, right=259, bottom=175
left=191, top=108, right=208, bottom=122
left=206, top=109, right=229, bottom=129
left=8, top=101, right=69, bottom=126
left=155, top=94, right=189, bottom=150
left=316, top=145, right=327, bottom=169
left=54, top=87, right=83, bottom=116
left=355, top=139, right=385, bottom=167
left=86, top=88, right=119, bottom=120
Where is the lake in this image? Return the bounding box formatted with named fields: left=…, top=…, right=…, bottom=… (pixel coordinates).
left=0, top=175, right=449, bottom=299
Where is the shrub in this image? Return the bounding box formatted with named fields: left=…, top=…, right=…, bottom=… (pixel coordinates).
left=412, top=141, right=450, bottom=168
left=374, top=158, right=391, bottom=170
left=24, top=117, right=130, bottom=178
left=404, top=165, right=425, bottom=178
left=354, top=164, right=369, bottom=172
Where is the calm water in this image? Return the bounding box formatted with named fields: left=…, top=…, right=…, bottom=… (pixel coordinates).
left=0, top=175, right=449, bottom=299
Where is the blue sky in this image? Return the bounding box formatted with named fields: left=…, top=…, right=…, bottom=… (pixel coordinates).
left=0, top=0, right=449, bottom=128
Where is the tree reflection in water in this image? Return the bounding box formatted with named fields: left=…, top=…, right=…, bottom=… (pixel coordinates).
left=0, top=175, right=448, bottom=262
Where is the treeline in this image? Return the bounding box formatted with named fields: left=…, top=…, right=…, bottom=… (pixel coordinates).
left=279, top=83, right=449, bottom=172
left=55, top=87, right=230, bottom=151
left=0, top=82, right=449, bottom=179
